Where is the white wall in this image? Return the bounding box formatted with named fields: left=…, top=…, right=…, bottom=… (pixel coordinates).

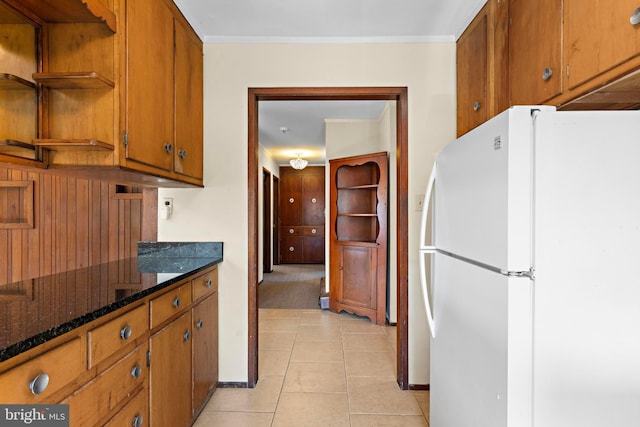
left=159, top=42, right=456, bottom=385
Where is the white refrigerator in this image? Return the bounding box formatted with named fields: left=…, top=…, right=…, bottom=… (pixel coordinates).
left=419, top=106, right=640, bottom=427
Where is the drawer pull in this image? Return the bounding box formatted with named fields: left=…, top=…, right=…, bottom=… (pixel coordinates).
left=311, top=228, right=317, bottom=234
left=289, top=228, right=294, bottom=234
left=542, top=67, right=553, bottom=81
left=131, top=364, right=142, bottom=379
left=631, top=7, right=640, bottom=25
left=473, top=100, right=481, bottom=111
left=196, top=319, right=204, bottom=329
left=173, top=296, right=181, bottom=308
left=289, top=197, right=294, bottom=203
left=183, top=330, right=191, bottom=342
left=289, top=246, right=295, bottom=252
left=29, top=373, right=49, bottom=395
left=311, top=198, right=317, bottom=203
left=120, top=325, right=132, bottom=340
left=205, top=278, right=212, bottom=288
left=132, top=414, right=143, bottom=427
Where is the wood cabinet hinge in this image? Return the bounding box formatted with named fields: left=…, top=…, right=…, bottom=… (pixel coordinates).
left=146, top=350, right=151, bottom=367
left=122, top=131, right=128, bottom=147
left=566, top=65, right=570, bottom=76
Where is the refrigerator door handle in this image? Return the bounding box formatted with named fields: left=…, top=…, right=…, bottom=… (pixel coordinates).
left=419, top=164, right=437, bottom=338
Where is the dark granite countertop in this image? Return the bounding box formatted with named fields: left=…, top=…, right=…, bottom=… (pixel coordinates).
left=0, top=242, right=223, bottom=363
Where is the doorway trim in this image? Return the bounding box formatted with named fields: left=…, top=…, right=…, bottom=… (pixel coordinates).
left=248, top=87, right=409, bottom=389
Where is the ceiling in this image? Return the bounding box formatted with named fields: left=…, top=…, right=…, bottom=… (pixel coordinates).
left=173, top=0, right=487, bottom=166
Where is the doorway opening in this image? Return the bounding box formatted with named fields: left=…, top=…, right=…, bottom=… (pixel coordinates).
left=248, top=87, right=409, bottom=389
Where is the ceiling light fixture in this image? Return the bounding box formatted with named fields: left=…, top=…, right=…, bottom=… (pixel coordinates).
left=289, top=153, right=308, bottom=170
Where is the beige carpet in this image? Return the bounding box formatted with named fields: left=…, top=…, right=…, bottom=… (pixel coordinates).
left=258, top=264, right=325, bottom=309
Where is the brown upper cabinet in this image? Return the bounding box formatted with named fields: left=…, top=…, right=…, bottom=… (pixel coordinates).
left=0, top=0, right=204, bottom=187
left=509, top=0, right=563, bottom=105
left=456, top=0, right=509, bottom=137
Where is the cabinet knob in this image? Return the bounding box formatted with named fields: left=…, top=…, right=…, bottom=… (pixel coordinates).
left=289, top=246, right=295, bottom=252
left=164, top=143, right=173, bottom=154
left=173, top=296, right=181, bottom=308
left=289, top=197, right=295, bottom=203
left=473, top=100, right=481, bottom=112
left=542, top=67, right=553, bottom=81
left=205, top=278, right=212, bottom=288
left=178, top=149, right=187, bottom=160
left=131, top=364, right=142, bottom=379
left=120, top=325, right=132, bottom=340
left=311, top=198, right=317, bottom=203
left=196, top=319, right=204, bottom=329
left=29, top=373, right=49, bottom=395
left=183, top=330, right=191, bottom=342
left=311, top=228, right=317, bottom=234
left=289, top=228, right=294, bottom=234
left=631, top=7, right=640, bottom=25
left=132, top=414, right=143, bottom=427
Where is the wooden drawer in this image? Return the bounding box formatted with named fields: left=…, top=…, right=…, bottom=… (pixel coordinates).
left=303, top=226, right=324, bottom=236
left=281, top=225, right=302, bottom=236
left=104, top=386, right=147, bottom=427
left=193, top=267, right=218, bottom=301
left=88, top=304, right=148, bottom=368
left=63, top=344, right=147, bottom=427
left=0, top=337, right=84, bottom=403
left=150, top=284, right=192, bottom=329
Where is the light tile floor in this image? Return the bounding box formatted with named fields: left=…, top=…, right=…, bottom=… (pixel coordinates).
left=194, top=308, right=430, bottom=427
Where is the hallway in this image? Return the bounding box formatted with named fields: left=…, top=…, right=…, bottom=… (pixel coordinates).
left=194, top=308, right=430, bottom=426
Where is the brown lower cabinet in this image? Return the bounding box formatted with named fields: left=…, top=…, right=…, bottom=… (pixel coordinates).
left=0, top=264, right=219, bottom=427
left=149, top=312, right=192, bottom=427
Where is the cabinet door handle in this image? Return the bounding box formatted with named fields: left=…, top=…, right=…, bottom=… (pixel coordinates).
left=178, top=149, right=187, bottom=160
left=542, top=67, right=553, bottom=81
left=631, top=7, right=640, bottom=25
left=183, top=330, right=191, bottom=341
left=29, top=373, right=49, bottom=395
left=132, top=414, right=144, bottom=427
left=473, top=100, right=481, bottom=111
left=120, top=325, right=132, bottom=340
left=311, top=228, right=317, bottom=234
left=289, top=246, right=295, bottom=252
left=311, top=198, right=317, bottom=203
left=173, top=296, right=181, bottom=308
left=289, top=228, right=294, bottom=234
left=289, top=197, right=294, bottom=203
left=196, top=319, right=204, bottom=329
left=205, top=278, right=212, bottom=288
left=131, top=364, right=142, bottom=379
left=164, top=143, right=173, bottom=154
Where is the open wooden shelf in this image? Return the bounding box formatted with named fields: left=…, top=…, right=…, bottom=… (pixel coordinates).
left=32, top=139, right=114, bottom=151
left=33, top=72, right=114, bottom=89
left=0, top=73, right=36, bottom=90
left=16, top=0, right=116, bottom=32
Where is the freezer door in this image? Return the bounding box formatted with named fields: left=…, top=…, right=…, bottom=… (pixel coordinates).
left=430, top=253, right=533, bottom=427
left=532, top=110, right=640, bottom=426
left=434, top=106, right=549, bottom=272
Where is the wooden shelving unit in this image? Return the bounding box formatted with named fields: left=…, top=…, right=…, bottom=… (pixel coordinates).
left=329, top=151, right=388, bottom=325
left=33, top=72, right=114, bottom=89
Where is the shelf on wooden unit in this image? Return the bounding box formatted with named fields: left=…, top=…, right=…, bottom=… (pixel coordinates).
left=337, top=184, right=379, bottom=190
left=337, top=213, right=377, bottom=217
left=32, top=139, right=114, bottom=151
left=0, top=139, right=36, bottom=150
left=16, top=0, right=116, bottom=32
left=33, top=72, right=114, bottom=89
left=0, top=73, right=36, bottom=90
